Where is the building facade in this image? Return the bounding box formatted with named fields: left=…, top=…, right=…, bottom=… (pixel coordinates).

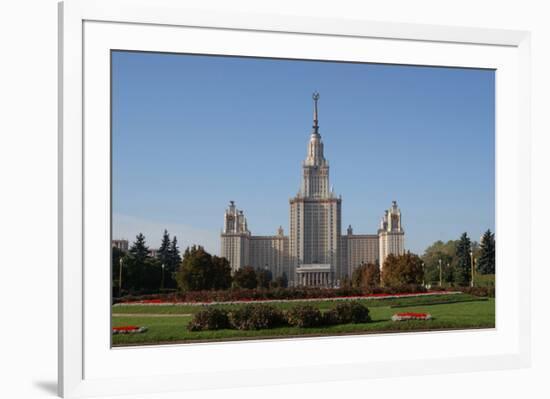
left=112, top=239, right=129, bottom=252
left=221, top=93, right=405, bottom=287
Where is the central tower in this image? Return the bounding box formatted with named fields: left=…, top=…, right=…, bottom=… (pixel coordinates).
left=289, top=93, right=342, bottom=287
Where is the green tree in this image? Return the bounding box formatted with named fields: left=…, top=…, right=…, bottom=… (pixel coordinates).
left=157, top=229, right=171, bottom=268
left=351, top=263, right=380, bottom=289
left=129, top=233, right=149, bottom=261
left=211, top=256, right=232, bottom=290
left=125, top=233, right=163, bottom=293
left=256, top=268, right=273, bottom=289
left=340, top=275, right=352, bottom=289
left=233, top=266, right=258, bottom=289
left=477, top=229, right=495, bottom=275
left=273, top=272, right=289, bottom=288
left=381, top=252, right=424, bottom=287
left=165, top=236, right=181, bottom=288
left=169, top=236, right=182, bottom=270
left=176, top=245, right=214, bottom=291
left=454, top=232, right=472, bottom=286
left=421, top=240, right=457, bottom=286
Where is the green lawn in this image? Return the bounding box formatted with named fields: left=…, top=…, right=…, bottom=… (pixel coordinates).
left=112, top=294, right=495, bottom=346
left=112, top=293, right=483, bottom=315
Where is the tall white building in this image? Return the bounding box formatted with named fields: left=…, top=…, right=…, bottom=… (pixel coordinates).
left=378, top=201, right=405, bottom=271
left=221, top=93, right=405, bottom=287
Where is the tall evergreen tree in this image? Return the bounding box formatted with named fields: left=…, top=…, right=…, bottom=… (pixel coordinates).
left=477, top=229, right=496, bottom=274
left=126, top=233, right=162, bottom=293
left=158, top=229, right=171, bottom=267
left=169, top=236, right=182, bottom=272
left=454, top=232, right=472, bottom=286
left=129, top=233, right=149, bottom=262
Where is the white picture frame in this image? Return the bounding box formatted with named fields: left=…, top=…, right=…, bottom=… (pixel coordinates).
left=59, top=0, right=531, bottom=397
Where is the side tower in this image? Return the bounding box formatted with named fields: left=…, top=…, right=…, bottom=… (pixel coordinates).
left=378, top=200, right=405, bottom=269
left=290, top=93, right=342, bottom=287
left=220, top=201, right=250, bottom=273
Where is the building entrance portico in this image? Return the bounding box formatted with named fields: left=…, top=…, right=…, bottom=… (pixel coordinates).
left=296, top=264, right=332, bottom=287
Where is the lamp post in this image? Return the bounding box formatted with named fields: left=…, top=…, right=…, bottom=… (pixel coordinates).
left=161, top=263, right=165, bottom=292
left=470, top=250, right=475, bottom=288
left=118, top=258, right=123, bottom=298
left=438, top=259, right=442, bottom=287
left=421, top=262, right=425, bottom=287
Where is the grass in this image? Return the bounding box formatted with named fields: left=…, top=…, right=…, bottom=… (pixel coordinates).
left=475, top=274, right=495, bottom=287
left=112, top=294, right=495, bottom=346
left=112, top=293, right=481, bottom=315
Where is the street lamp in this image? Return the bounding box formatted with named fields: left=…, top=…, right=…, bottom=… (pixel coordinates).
left=421, top=262, right=425, bottom=287
left=118, top=258, right=123, bottom=297
left=470, top=250, right=475, bottom=288
left=161, top=263, right=165, bottom=291
left=438, top=259, right=442, bottom=287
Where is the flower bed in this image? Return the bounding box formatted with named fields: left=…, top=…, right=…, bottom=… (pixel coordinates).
left=115, top=290, right=459, bottom=306
left=391, top=312, right=432, bottom=321
left=112, top=325, right=148, bottom=334
left=114, top=285, right=436, bottom=305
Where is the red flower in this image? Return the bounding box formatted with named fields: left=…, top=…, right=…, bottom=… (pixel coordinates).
left=113, top=325, right=139, bottom=332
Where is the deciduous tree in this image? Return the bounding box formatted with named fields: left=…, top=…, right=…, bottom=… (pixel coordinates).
left=351, top=263, right=380, bottom=289
left=381, top=252, right=424, bottom=287
left=256, top=268, right=273, bottom=289
left=233, top=266, right=258, bottom=289
left=211, top=256, right=232, bottom=290
left=176, top=245, right=214, bottom=291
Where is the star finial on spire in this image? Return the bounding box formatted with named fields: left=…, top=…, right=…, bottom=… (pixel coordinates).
left=312, top=91, right=320, bottom=133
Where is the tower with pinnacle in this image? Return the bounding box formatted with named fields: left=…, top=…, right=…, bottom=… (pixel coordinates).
left=220, top=93, right=405, bottom=287
left=289, top=92, right=342, bottom=286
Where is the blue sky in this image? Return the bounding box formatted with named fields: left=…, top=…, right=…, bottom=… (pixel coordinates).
left=112, top=51, right=495, bottom=255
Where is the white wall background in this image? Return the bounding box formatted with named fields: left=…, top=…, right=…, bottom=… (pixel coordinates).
left=0, top=0, right=548, bottom=398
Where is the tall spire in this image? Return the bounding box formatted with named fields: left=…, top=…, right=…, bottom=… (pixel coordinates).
left=302, top=92, right=329, bottom=197
left=312, top=91, right=320, bottom=134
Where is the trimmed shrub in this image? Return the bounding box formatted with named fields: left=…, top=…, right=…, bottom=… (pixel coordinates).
left=461, top=286, right=495, bottom=298
left=285, top=305, right=324, bottom=328
left=229, top=304, right=286, bottom=330
left=331, top=301, right=371, bottom=324
left=187, top=307, right=230, bottom=331
left=322, top=308, right=341, bottom=326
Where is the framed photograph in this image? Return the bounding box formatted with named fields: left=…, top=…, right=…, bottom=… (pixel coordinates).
left=59, top=0, right=531, bottom=397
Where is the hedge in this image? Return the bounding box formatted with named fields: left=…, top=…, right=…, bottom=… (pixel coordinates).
left=187, top=307, right=230, bottom=331
left=229, top=304, right=286, bottom=330
left=187, top=301, right=372, bottom=331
